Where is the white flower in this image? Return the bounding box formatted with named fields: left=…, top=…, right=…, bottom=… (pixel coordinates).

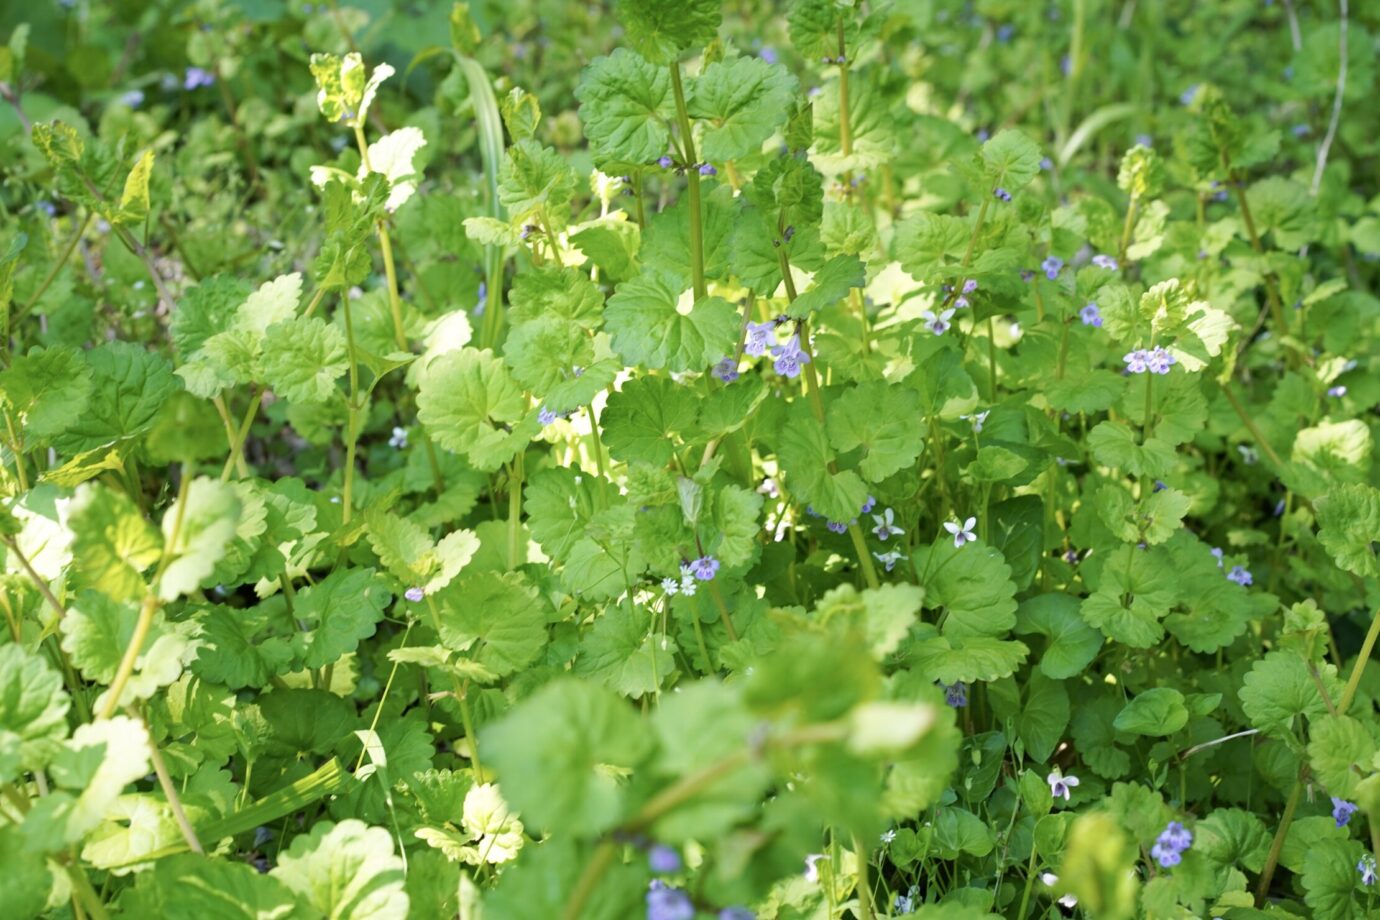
left=871, top=508, right=904, bottom=541
left=661, top=577, right=679, bottom=595
left=1041, top=872, right=1078, bottom=908
left=880, top=828, right=896, bottom=845
left=921, top=308, right=955, bottom=335
left=1047, top=770, right=1080, bottom=801
left=873, top=550, right=907, bottom=572
left=388, top=426, right=408, bottom=449
left=960, top=410, right=989, bottom=433
left=803, top=853, right=825, bottom=883
left=943, top=516, right=978, bottom=548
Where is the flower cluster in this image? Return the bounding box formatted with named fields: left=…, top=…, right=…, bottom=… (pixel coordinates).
left=661, top=556, right=719, bottom=596
left=1123, top=346, right=1176, bottom=375
left=1151, top=821, right=1193, bottom=868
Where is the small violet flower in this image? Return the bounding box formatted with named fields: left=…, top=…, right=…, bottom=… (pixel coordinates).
left=994, top=187, right=1011, bottom=202
left=689, top=556, right=720, bottom=581
left=648, top=845, right=682, bottom=874
left=1331, top=797, right=1358, bottom=828
left=1091, top=254, right=1119, bottom=270
left=646, top=880, right=695, bottom=920
left=1145, top=346, right=1176, bottom=375
left=1180, top=83, right=1200, bottom=106
left=119, top=89, right=145, bottom=108
left=944, top=516, right=978, bottom=548
left=712, top=357, right=740, bottom=383
left=873, top=549, right=906, bottom=572
left=1123, top=349, right=1149, bottom=374
left=1226, top=565, right=1252, bottom=587
left=1328, top=385, right=1347, bottom=398
left=1041, top=255, right=1064, bottom=280
left=1047, top=770, right=1080, bottom=801
left=1360, top=855, right=1377, bottom=886
left=894, top=894, right=915, bottom=914
left=962, top=279, right=978, bottom=294
left=771, top=335, right=811, bottom=378
left=183, top=67, right=216, bottom=90
left=943, top=681, right=968, bottom=708
left=871, top=508, right=903, bottom=541
left=921, top=308, right=955, bottom=335
left=404, top=587, right=425, bottom=603
left=961, top=410, right=990, bottom=433
left=1151, top=821, right=1193, bottom=868
left=1079, top=303, right=1103, bottom=327
left=388, top=426, right=409, bottom=449
left=744, top=320, right=776, bottom=356
left=698, top=163, right=717, bottom=176
left=826, top=521, right=848, bottom=534
left=657, top=155, right=674, bottom=169
left=538, top=407, right=559, bottom=426
left=860, top=495, right=877, bottom=515
left=1210, top=546, right=1224, bottom=568
left=719, top=909, right=755, bottom=920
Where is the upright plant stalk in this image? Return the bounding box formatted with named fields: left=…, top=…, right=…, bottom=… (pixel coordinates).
left=340, top=290, right=361, bottom=526
left=836, top=20, right=852, bottom=158
left=423, top=596, right=485, bottom=777
left=10, top=211, right=93, bottom=333
left=668, top=63, right=706, bottom=300
left=99, top=471, right=193, bottom=720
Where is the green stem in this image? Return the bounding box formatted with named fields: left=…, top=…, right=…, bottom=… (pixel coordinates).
left=852, top=834, right=875, bottom=920
left=1338, top=604, right=1380, bottom=715
left=706, top=580, right=738, bottom=642
left=3, top=409, right=28, bottom=491
left=340, top=291, right=361, bottom=526
left=1118, top=196, right=1138, bottom=264
left=1255, top=775, right=1303, bottom=905
left=507, top=451, right=524, bottom=569
left=424, top=596, right=484, bottom=777
left=836, top=20, right=852, bottom=158
left=141, top=709, right=203, bottom=853
left=100, top=472, right=192, bottom=720
left=587, top=400, right=611, bottom=508
left=668, top=63, right=706, bottom=300
left=1218, top=380, right=1284, bottom=468
left=10, top=212, right=93, bottom=332
left=1016, top=845, right=1039, bottom=919
left=221, top=387, right=264, bottom=481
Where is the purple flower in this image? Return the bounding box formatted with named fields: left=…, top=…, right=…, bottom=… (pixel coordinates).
left=744, top=320, right=776, bottom=356
left=119, top=89, right=145, bottom=108
left=944, top=516, right=978, bottom=548
left=1180, top=84, right=1200, bottom=106
left=404, top=587, right=425, bottom=602
left=538, top=407, right=559, bottom=425
left=657, top=155, right=674, bottom=169
left=476, top=280, right=488, bottom=315
left=826, top=521, right=848, bottom=534
left=1047, top=770, right=1080, bottom=801
left=1040, top=156, right=1053, bottom=171
left=1210, top=547, right=1224, bottom=568
left=1060, top=55, right=1072, bottom=76
left=1152, top=822, right=1193, bottom=869
left=1360, top=855, right=1377, bottom=886
left=388, top=426, right=409, bottom=449
left=759, top=46, right=778, bottom=64
left=996, top=23, right=1015, bottom=42
left=943, top=682, right=968, bottom=708
left=712, top=357, right=740, bottom=383
left=720, top=909, right=755, bottom=920
left=961, top=410, right=989, bottom=432
left=1041, top=256, right=1064, bottom=280
left=1226, top=565, right=1252, bottom=586
left=648, top=845, right=682, bottom=874
left=689, top=556, right=720, bottom=581
left=1291, top=123, right=1310, bottom=138
left=871, top=508, right=903, bottom=541
left=1063, top=549, right=1079, bottom=564
left=921, top=308, right=955, bottom=335
left=976, top=128, right=989, bottom=142
left=1328, top=385, right=1347, bottom=398
left=1332, top=797, right=1358, bottom=828
left=873, top=549, right=905, bottom=572
left=962, top=279, right=978, bottom=294
left=1079, top=303, right=1103, bottom=327
left=1123, top=349, right=1150, bottom=374
left=698, top=163, right=717, bottom=177
left=771, top=335, right=810, bottom=378
left=1153, top=480, right=1168, bottom=492
left=860, top=495, right=876, bottom=515
left=183, top=67, right=216, bottom=90
left=1146, top=346, right=1176, bottom=375
left=646, top=880, right=695, bottom=920
left=1135, top=133, right=1153, bottom=148
left=994, top=187, right=1011, bottom=202
left=954, top=295, right=969, bottom=309
left=1091, top=254, right=1119, bottom=270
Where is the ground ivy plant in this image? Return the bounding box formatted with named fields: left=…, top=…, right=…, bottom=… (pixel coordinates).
left=1, top=0, right=1379, bottom=918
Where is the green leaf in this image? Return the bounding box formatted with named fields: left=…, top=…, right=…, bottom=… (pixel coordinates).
left=1086, top=421, right=1176, bottom=479
left=1315, top=484, right=1380, bottom=578
left=45, top=715, right=151, bottom=842
left=366, top=509, right=479, bottom=595
left=574, top=602, right=676, bottom=697
left=604, top=268, right=740, bottom=372
left=270, top=819, right=410, bottom=920
left=436, top=572, right=548, bottom=679
left=482, top=678, right=653, bottom=836
left=1015, top=593, right=1103, bottom=680
left=66, top=482, right=162, bottom=602
left=575, top=49, right=674, bottom=166
left=1079, top=546, right=1176, bottom=648
left=687, top=55, right=796, bottom=162
left=1300, top=838, right=1368, bottom=920
left=1240, top=651, right=1342, bottom=738
left=159, top=477, right=242, bottom=601
left=980, top=129, right=1042, bottom=193
left=0, top=644, right=70, bottom=782
left=417, top=348, right=530, bottom=472
left=1307, top=715, right=1375, bottom=799
left=53, top=341, right=181, bottom=454
left=822, top=380, right=921, bottom=485
left=776, top=399, right=868, bottom=522
left=932, top=807, right=996, bottom=859
left=290, top=568, right=391, bottom=669
left=523, top=467, right=604, bottom=562
left=498, top=139, right=577, bottom=226
left=786, top=254, right=864, bottom=321
left=616, top=0, right=722, bottom=65
left=119, top=854, right=300, bottom=920
left=913, top=538, right=1018, bottom=639
left=1016, top=672, right=1070, bottom=763
left=815, top=583, right=924, bottom=659
left=64, top=590, right=199, bottom=712
left=113, top=149, right=154, bottom=226
left=259, top=317, right=348, bottom=404
left=601, top=376, right=699, bottom=466
left=1194, top=808, right=1270, bottom=874
left=1113, top=688, right=1188, bottom=736
left=0, top=346, right=93, bottom=444
left=905, top=629, right=1030, bottom=684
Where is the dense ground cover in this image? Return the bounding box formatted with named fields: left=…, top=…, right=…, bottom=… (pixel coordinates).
left=1, top=0, right=1379, bottom=917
